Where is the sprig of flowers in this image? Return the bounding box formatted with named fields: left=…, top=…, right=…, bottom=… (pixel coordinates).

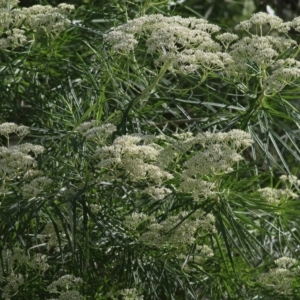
left=104, top=14, right=232, bottom=75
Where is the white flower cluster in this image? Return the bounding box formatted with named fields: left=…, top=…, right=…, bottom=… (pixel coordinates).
left=107, top=288, right=144, bottom=300
left=2, top=273, right=24, bottom=300
left=87, top=127, right=253, bottom=202
left=0, top=123, right=48, bottom=197
left=0, top=248, right=49, bottom=299
left=123, top=212, right=155, bottom=230
left=118, top=288, right=144, bottom=300
left=142, top=186, right=172, bottom=200
left=77, top=121, right=116, bottom=142
left=179, top=244, right=214, bottom=267
left=47, top=275, right=83, bottom=299
left=124, top=210, right=216, bottom=249
left=257, top=187, right=298, bottom=205
left=158, top=130, right=253, bottom=201
left=226, top=12, right=300, bottom=94
left=21, top=175, right=52, bottom=199
left=0, top=122, right=30, bottom=139
left=235, top=12, right=288, bottom=33
left=0, top=1, right=74, bottom=50
left=104, top=14, right=232, bottom=75
left=280, top=174, right=300, bottom=186
left=94, top=134, right=173, bottom=186
left=259, top=256, right=298, bottom=296
left=0, top=145, right=37, bottom=181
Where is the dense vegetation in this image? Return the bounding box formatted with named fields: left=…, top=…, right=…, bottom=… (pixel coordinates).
left=1, top=0, right=300, bottom=299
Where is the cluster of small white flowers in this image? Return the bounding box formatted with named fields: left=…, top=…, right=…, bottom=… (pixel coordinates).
left=184, top=131, right=250, bottom=175
left=0, top=146, right=37, bottom=181
left=123, top=212, right=155, bottom=231
left=291, top=17, right=300, bottom=32
left=0, top=247, right=51, bottom=299
left=23, top=169, right=43, bottom=179
left=21, top=176, right=52, bottom=199
left=257, top=187, right=298, bottom=204
left=183, top=143, right=243, bottom=177
left=198, top=130, right=254, bottom=149
left=0, top=128, right=45, bottom=195
left=94, top=134, right=173, bottom=185
left=178, top=178, right=216, bottom=201
left=263, top=58, right=300, bottom=93
left=142, top=186, right=172, bottom=200
left=48, top=290, right=84, bottom=300
left=28, top=253, right=49, bottom=273
left=280, top=174, right=300, bottom=186
left=157, top=130, right=252, bottom=202
left=215, top=33, right=239, bottom=49
left=0, top=28, right=27, bottom=49
left=9, top=142, right=44, bottom=156
left=0, top=0, right=19, bottom=9
left=275, top=257, right=297, bottom=269
left=0, top=122, right=30, bottom=139
left=78, top=121, right=116, bottom=142
left=235, top=12, right=287, bottom=33
left=226, top=36, right=296, bottom=78
left=104, top=14, right=232, bottom=75
left=2, top=273, right=24, bottom=300
left=47, top=274, right=83, bottom=294
left=259, top=256, right=298, bottom=296
left=76, top=120, right=97, bottom=133
left=0, top=2, right=74, bottom=50
left=137, top=210, right=216, bottom=248
left=118, top=288, right=144, bottom=300
left=224, top=12, right=300, bottom=94
left=197, top=244, right=214, bottom=257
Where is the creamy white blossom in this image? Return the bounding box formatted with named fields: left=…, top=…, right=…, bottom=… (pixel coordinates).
left=21, top=176, right=53, bottom=199
left=47, top=275, right=83, bottom=294
left=0, top=2, right=74, bottom=50
left=143, top=186, right=172, bottom=200
left=104, top=14, right=232, bottom=75
left=94, top=134, right=173, bottom=184
left=78, top=121, right=116, bottom=143
left=280, top=174, right=300, bottom=186
left=137, top=210, right=216, bottom=248
left=235, top=12, right=285, bottom=32
left=259, top=256, right=298, bottom=296
left=258, top=187, right=298, bottom=204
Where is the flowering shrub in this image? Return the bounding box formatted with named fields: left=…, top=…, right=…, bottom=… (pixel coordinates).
left=1, top=2, right=300, bottom=299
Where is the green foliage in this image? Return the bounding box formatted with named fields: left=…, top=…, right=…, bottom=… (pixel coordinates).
left=1, top=0, right=300, bottom=299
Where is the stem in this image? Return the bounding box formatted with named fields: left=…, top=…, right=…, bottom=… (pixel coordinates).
left=120, top=61, right=171, bottom=134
